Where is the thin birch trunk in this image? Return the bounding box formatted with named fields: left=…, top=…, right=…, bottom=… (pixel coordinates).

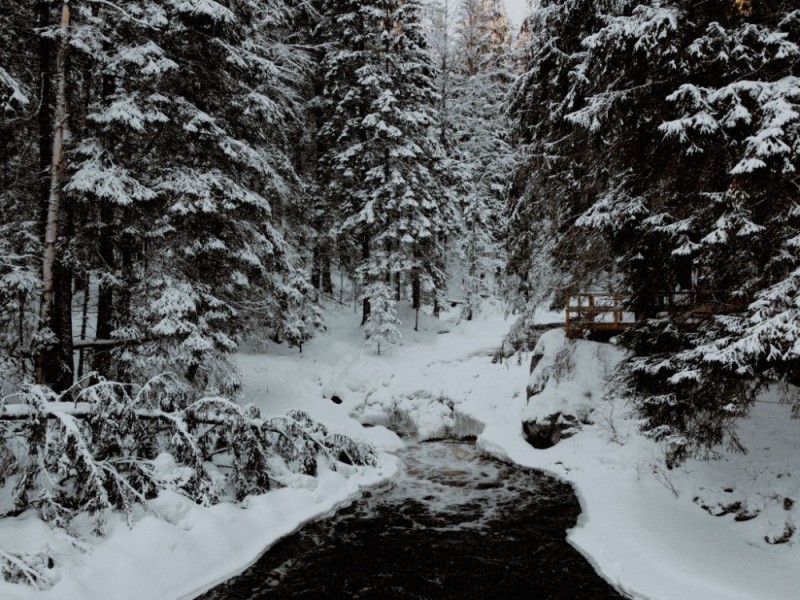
left=36, top=0, right=71, bottom=385
left=361, top=233, right=371, bottom=325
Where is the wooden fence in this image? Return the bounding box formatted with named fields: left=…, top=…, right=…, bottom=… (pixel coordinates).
left=565, top=291, right=744, bottom=338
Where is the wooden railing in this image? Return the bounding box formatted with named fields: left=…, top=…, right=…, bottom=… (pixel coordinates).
left=565, top=291, right=745, bottom=338
left=565, top=293, right=633, bottom=338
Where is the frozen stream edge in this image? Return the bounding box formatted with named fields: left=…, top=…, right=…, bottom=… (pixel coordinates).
left=459, top=410, right=640, bottom=600
left=456, top=409, right=641, bottom=600
left=178, top=454, right=402, bottom=600
left=198, top=438, right=627, bottom=599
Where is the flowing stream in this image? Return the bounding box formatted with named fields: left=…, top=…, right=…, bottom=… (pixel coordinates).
left=198, top=441, right=625, bottom=599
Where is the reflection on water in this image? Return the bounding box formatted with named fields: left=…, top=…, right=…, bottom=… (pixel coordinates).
left=198, top=442, right=625, bottom=600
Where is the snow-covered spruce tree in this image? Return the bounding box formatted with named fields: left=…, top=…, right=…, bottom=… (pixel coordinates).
left=56, top=0, right=318, bottom=394
left=505, top=0, right=612, bottom=346
left=0, top=4, right=40, bottom=389
left=362, top=282, right=401, bottom=355
left=317, top=0, right=453, bottom=329
left=512, top=0, right=800, bottom=463
left=458, top=0, right=512, bottom=76
left=451, top=0, right=514, bottom=321
left=0, top=1, right=60, bottom=390
left=425, top=0, right=513, bottom=321
left=282, top=0, right=343, bottom=298
left=278, top=267, right=324, bottom=352
left=642, top=1, right=800, bottom=462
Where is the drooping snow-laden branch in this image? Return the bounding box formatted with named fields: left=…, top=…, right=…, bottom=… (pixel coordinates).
left=83, top=0, right=159, bottom=30
left=0, top=549, right=51, bottom=590
left=0, top=379, right=378, bottom=557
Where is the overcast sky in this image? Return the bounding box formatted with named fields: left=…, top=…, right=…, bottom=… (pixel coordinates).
left=503, top=0, right=529, bottom=26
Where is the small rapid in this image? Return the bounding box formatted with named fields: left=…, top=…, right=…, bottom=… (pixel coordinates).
left=198, top=442, right=624, bottom=599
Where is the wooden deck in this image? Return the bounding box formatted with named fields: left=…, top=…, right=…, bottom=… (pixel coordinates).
left=565, top=293, right=633, bottom=338
left=565, top=291, right=743, bottom=338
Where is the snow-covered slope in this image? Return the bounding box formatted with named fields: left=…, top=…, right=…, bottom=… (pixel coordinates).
left=473, top=329, right=800, bottom=600
left=2, top=303, right=797, bottom=600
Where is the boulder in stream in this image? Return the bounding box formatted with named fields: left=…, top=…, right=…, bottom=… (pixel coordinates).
left=523, top=412, right=581, bottom=449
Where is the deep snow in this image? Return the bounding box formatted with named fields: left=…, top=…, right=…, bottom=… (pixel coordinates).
left=1, top=301, right=798, bottom=600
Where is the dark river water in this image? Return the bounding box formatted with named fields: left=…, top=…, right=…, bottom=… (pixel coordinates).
left=198, top=442, right=625, bottom=600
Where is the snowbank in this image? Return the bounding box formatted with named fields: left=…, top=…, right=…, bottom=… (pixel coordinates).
left=3, top=302, right=798, bottom=600
left=467, top=329, right=800, bottom=600
left=313, top=308, right=800, bottom=600
left=0, top=459, right=397, bottom=600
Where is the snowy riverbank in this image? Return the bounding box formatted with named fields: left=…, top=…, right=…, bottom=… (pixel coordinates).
left=292, top=305, right=800, bottom=600
left=2, top=303, right=798, bottom=600
left=0, top=310, right=404, bottom=600
left=0, top=456, right=398, bottom=600
left=465, top=329, right=800, bottom=600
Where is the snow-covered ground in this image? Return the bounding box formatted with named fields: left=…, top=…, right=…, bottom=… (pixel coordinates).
left=471, top=330, right=800, bottom=600
left=2, top=300, right=798, bottom=599
left=237, top=301, right=800, bottom=600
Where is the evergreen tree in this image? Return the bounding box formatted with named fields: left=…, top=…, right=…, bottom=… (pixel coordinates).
left=362, top=282, right=401, bottom=355
left=453, top=0, right=514, bottom=320
left=506, top=0, right=610, bottom=337
left=21, top=0, right=320, bottom=395
left=508, top=0, right=800, bottom=462
left=426, top=0, right=514, bottom=321
left=317, top=0, right=453, bottom=330
left=0, top=5, right=33, bottom=384
left=0, top=1, right=55, bottom=388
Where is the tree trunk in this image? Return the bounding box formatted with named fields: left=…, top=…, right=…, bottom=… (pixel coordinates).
left=412, top=272, right=421, bottom=310
left=118, top=245, right=134, bottom=328
left=93, top=203, right=115, bottom=379
left=311, top=245, right=321, bottom=290
left=77, top=276, right=90, bottom=379
left=36, top=0, right=73, bottom=388
left=361, top=296, right=371, bottom=326
left=37, top=0, right=55, bottom=242
left=92, top=37, right=116, bottom=381
left=412, top=272, right=421, bottom=332
left=361, top=233, right=371, bottom=325
left=322, top=251, right=333, bottom=295
left=48, top=259, right=74, bottom=391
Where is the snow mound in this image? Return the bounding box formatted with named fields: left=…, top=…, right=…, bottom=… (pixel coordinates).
left=521, top=330, right=625, bottom=448
left=470, top=328, right=800, bottom=600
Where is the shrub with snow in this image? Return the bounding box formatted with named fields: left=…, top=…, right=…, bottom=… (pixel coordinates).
left=0, top=377, right=376, bottom=587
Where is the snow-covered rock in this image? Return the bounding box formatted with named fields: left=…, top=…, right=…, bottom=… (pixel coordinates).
left=522, top=330, right=625, bottom=449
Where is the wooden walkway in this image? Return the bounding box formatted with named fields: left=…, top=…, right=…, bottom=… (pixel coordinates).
left=565, top=293, right=633, bottom=338
left=565, top=291, right=743, bottom=338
